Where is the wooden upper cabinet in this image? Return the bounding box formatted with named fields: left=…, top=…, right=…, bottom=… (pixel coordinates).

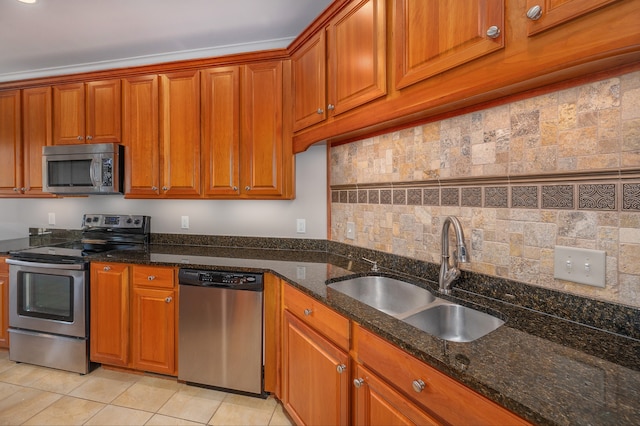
left=525, top=0, right=621, bottom=36
left=201, top=66, right=241, bottom=197
left=52, top=79, right=121, bottom=144
left=22, top=87, right=53, bottom=196
left=241, top=61, right=286, bottom=197
left=394, top=0, right=505, bottom=90
left=159, top=70, right=201, bottom=197
left=291, top=30, right=327, bottom=132
left=0, top=90, right=22, bottom=196
left=328, top=0, right=386, bottom=115
left=122, top=74, right=160, bottom=197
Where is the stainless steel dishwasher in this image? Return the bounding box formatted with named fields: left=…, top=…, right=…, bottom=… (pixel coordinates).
left=178, top=269, right=264, bottom=396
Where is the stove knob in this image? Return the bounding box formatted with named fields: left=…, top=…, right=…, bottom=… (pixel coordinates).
left=126, top=218, right=133, bottom=224
left=134, top=219, right=141, bottom=225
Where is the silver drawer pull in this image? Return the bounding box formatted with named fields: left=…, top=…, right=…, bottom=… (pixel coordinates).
left=165, top=297, right=172, bottom=303
left=527, top=5, right=543, bottom=20
left=486, top=25, right=501, bottom=39
left=303, top=308, right=312, bottom=316
left=148, top=275, right=156, bottom=280
left=353, top=378, right=364, bottom=388
left=103, top=266, right=111, bottom=271
left=412, top=379, right=426, bottom=393
left=336, top=364, right=347, bottom=374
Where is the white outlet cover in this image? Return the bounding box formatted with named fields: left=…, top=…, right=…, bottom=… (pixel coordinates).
left=554, top=246, right=606, bottom=288
left=346, top=222, right=355, bottom=240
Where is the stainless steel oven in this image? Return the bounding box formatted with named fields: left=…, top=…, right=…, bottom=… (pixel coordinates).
left=7, top=213, right=151, bottom=374
left=7, top=258, right=90, bottom=374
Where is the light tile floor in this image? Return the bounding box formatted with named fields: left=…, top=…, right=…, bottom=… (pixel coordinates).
left=0, top=350, right=293, bottom=426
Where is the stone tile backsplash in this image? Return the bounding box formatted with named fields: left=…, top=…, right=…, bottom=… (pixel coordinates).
left=330, top=69, right=640, bottom=307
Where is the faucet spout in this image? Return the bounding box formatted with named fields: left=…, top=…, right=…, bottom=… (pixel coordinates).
left=439, top=216, right=468, bottom=295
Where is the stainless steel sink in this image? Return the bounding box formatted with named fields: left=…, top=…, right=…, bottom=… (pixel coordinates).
left=328, top=275, right=505, bottom=342
left=403, top=302, right=505, bottom=343
left=327, top=276, right=436, bottom=317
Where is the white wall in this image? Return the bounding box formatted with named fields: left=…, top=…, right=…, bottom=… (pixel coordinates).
left=0, top=145, right=327, bottom=240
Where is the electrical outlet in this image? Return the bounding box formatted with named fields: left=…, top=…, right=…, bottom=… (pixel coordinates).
left=296, top=266, right=306, bottom=280
left=48, top=212, right=55, bottom=225
left=181, top=216, right=189, bottom=229
left=346, top=222, right=355, bottom=240
left=296, top=218, right=306, bottom=233
left=554, top=246, right=606, bottom=287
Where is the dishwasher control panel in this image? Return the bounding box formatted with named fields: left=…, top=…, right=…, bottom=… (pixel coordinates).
left=178, top=268, right=263, bottom=290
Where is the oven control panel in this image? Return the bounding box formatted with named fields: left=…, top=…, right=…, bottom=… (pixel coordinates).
left=82, top=214, right=149, bottom=230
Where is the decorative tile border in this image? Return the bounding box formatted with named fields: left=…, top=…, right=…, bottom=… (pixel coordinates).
left=331, top=171, right=640, bottom=212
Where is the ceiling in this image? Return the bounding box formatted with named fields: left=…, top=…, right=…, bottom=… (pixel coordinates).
left=0, top=0, right=333, bottom=83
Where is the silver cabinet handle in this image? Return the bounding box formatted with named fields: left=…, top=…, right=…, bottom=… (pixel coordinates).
left=12, top=188, right=19, bottom=192
left=353, top=378, right=364, bottom=388
left=162, top=186, right=168, bottom=191
left=232, top=186, right=238, bottom=191
left=245, top=186, right=251, bottom=191
left=21, top=187, right=26, bottom=192
left=303, top=308, right=312, bottom=316
left=527, top=5, right=543, bottom=20
left=103, top=266, right=111, bottom=271
left=151, top=186, right=158, bottom=191
left=336, top=364, right=347, bottom=374
left=486, top=26, right=501, bottom=39
left=77, top=136, right=83, bottom=141
left=147, top=275, right=156, bottom=280
left=316, top=108, right=324, bottom=114
left=165, top=297, right=172, bottom=303
left=327, top=104, right=335, bottom=111
left=412, top=379, right=426, bottom=393
left=86, top=135, right=93, bottom=140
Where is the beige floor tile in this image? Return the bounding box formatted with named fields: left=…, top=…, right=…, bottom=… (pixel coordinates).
left=28, top=367, right=90, bottom=394
left=0, top=362, right=52, bottom=386
left=23, top=395, right=104, bottom=425
left=146, top=413, right=206, bottom=426
left=222, top=393, right=277, bottom=412
left=84, top=404, right=154, bottom=425
left=69, top=375, right=135, bottom=404
left=157, top=385, right=225, bottom=424
left=111, top=380, right=177, bottom=412
left=269, top=403, right=294, bottom=426
left=0, top=386, right=62, bottom=426
left=208, top=401, right=275, bottom=426
left=0, top=381, right=22, bottom=400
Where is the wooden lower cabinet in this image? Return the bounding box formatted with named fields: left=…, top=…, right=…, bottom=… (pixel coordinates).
left=90, top=262, right=178, bottom=376
left=353, top=364, right=439, bottom=426
left=282, top=310, right=350, bottom=426
left=90, top=262, right=130, bottom=367
left=0, top=256, right=9, bottom=348
left=131, top=265, right=177, bottom=376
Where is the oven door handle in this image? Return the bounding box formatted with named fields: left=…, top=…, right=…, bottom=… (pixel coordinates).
left=6, top=258, right=86, bottom=270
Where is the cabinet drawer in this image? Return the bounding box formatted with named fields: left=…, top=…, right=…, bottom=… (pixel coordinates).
left=132, top=265, right=175, bottom=289
left=354, top=325, right=528, bottom=425
left=283, top=284, right=349, bottom=351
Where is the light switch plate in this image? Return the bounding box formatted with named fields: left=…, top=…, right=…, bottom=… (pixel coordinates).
left=296, top=218, right=306, bottom=233
left=346, top=222, right=355, bottom=240
left=181, top=216, right=189, bottom=229
left=554, top=246, right=606, bottom=287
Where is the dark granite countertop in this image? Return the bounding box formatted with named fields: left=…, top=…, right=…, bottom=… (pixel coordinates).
left=89, top=242, right=640, bottom=426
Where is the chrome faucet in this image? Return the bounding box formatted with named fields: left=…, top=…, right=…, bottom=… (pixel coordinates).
left=439, top=216, right=468, bottom=295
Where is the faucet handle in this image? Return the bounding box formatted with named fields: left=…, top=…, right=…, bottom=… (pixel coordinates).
left=362, top=257, right=379, bottom=272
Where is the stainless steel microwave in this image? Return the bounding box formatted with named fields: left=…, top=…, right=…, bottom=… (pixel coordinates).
left=42, top=143, right=124, bottom=195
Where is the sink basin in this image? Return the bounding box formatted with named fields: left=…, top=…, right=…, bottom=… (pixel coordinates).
left=403, top=303, right=505, bottom=342
left=327, top=276, right=436, bottom=317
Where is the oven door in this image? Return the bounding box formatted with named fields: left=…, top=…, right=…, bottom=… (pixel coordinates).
left=7, top=259, right=88, bottom=338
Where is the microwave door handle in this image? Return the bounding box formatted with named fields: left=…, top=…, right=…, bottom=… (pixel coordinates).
left=90, top=159, right=100, bottom=186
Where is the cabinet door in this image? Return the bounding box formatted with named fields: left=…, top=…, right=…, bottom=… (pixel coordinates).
left=22, top=86, right=52, bottom=196
left=122, top=75, right=161, bottom=197
left=0, top=256, right=9, bottom=348
left=90, top=263, right=130, bottom=367
left=131, top=287, right=176, bottom=375
left=328, top=0, right=386, bottom=115
left=241, top=61, right=284, bottom=197
left=86, top=79, right=121, bottom=143
left=353, top=364, right=440, bottom=426
left=53, top=83, right=85, bottom=144
left=282, top=310, right=349, bottom=426
left=393, top=0, right=504, bottom=89
left=201, top=66, right=241, bottom=197
left=0, top=90, right=21, bottom=196
left=526, top=0, right=621, bottom=35
left=291, top=30, right=327, bottom=132
left=160, top=71, right=201, bottom=197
